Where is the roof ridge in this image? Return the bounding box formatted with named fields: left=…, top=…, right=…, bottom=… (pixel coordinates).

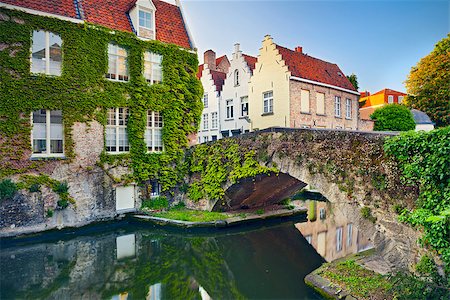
left=275, top=44, right=337, bottom=66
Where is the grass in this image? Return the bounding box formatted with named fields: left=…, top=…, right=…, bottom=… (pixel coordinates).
left=319, top=260, right=392, bottom=299
left=152, top=209, right=228, bottom=222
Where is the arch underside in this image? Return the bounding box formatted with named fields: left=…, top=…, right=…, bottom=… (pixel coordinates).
left=212, top=172, right=307, bottom=212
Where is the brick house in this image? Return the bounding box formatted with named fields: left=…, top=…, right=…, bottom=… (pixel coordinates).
left=0, top=0, right=201, bottom=232
left=249, top=35, right=361, bottom=131
left=196, top=50, right=230, bottom=143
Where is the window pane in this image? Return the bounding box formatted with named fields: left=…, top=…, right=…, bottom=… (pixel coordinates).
left=31, top=30, right=46, bottom=74
left=50, top=111, right=63, bottom=154
left=118, top=108, right=128, bottom=126
left=145, top=128, right=152, bottom=151
left=32, top=110, right=47, bottom=153
left=154, top=112, right=162, bottom=127
left=107, top=109, right=116, bottom=126
left=106, top=127, right=116, bottom=152
left=107, top=55, right=117, bottom=79
left=49, top=33, right=62, bottom=75
left=154, top=129, right=163, bottom=151
left=118, top=127, right=129, bottom=151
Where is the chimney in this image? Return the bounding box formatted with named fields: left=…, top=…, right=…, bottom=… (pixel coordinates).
left=234, top=43, right=240, bottom=55
left=204, top=50, right=216, bottom=70
left=295, top=46, right=303, bottom=53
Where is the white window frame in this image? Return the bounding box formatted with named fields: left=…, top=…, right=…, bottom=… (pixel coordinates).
left=345, top=98, right=352, bottom=119
left=388, top=95, right=394, bottom=104
left=226, top=99, right=234, bottom=119
left=203, top=93, right=208, bottom=108
left=263, top=91, right=273, bottom=114
left=145, top=111, right=163, bottom=153
left=335, top=96, right=341, bottom=117
left=398, top=96, right=404, bottom=104
left=241, top=96, right=248, bottom=117
left=31, top=110, right=64, bottom=158
left=106, top=108, right=130, bottom=154
left=137, top=7, right=155, bottom=39
left=31, top=30, right=62, bottom=76
left=347, top=223, right=353, bottom=246
left=211, top=112, right=218, bottom=129
left=336, top=226, right=343, bottom=252
left=203, top=113, right=209, bottom=130
left=106, top=44, right=129, bottom=82
left=143, top=51, right=162, bottom=84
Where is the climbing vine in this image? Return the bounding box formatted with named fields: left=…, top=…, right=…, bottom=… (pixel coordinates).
left=0, top=9, right=203, bottom=191
left=384, top=127, right=450, bottom=278
left=185, top=139, right=277, bottom=202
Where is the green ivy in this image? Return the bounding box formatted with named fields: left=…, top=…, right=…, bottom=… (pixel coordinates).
left=185, top=139, right=277, bottom=202
left=0, top=8, right=203, bottom=192
left=384, top=127, right=450, bottom=279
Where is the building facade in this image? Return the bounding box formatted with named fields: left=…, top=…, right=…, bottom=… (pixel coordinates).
left=220, top=44, right=256, bottom=137
left=196, top=50, right=230, bottom=143
left=249, top=35, right=360, bottom=131
left=0, top=0, right=202, bottom=233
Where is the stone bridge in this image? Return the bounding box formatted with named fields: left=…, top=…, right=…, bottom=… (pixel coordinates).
left=188, top=127, right=418, bottom=213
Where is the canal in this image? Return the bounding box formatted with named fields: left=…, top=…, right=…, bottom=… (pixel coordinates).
left=0, top=199, right=372, bottom=299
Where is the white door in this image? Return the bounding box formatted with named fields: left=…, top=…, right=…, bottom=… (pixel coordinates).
left=116, top=185, right=135, bottom=211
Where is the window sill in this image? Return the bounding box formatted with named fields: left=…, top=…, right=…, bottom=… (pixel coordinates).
left=300, top=111, right=311, bottom=115
left=316, top=113, right=326, bottom=117
left=30, top=155, right=66, bottom=161
left=202, top=129, right=209, bottom=132
left=335, top=116, right=342, bottom=119
left=106, top=151, right=130, bottom=155
left=261, top=112, right=274, bottom=116
left=345, top=117, right=352, bottom=120
left=30, top=73, right=61, bottom=78
left=105, top=77, right=129, bottom=83
left=225, top=118, right=234, bottom=121
left=239, top=116, right=248, bottom=119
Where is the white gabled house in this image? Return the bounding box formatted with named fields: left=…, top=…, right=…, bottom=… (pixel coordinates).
left=220, top=43, right=257, bottom=137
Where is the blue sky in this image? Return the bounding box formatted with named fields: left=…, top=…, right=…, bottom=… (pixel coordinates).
left=179, top=0, right=449, bottom=93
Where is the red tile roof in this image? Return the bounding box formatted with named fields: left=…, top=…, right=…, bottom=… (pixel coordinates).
left=275, top=45, right=356, bottom=91
left=1, top=0, right=77, bottom=18
left=242, top=54, right=257, bottom=71
left=1, top=0, right=192, bottom=49
left=215, top=55, right=226, bottom=67
left=210, top=70, right=226, bottom=92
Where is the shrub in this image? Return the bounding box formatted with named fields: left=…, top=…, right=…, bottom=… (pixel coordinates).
left=255, top=208, right=264, bottom=215
left=370, top=104, right=416, bottom=131
left=29, top=183, right=40, bottom=193
left=0, top=179, right=17, bottom=201
left=46, top=209, right=54, bottom=218
left=141, top=196, right=168, bottom=210
left=53, top=181, right=69, bottom=194
left=361, top=206, right=377, bottom=223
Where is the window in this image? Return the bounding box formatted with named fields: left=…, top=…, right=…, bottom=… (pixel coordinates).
left=203, top=113, right=209, bottom=130
left=316, top=92, right=325, bottom=115
left=263, top=91, right=273, bottom=114
left=211, top=135, right=217, bottom=141
left=226, top=99, right=234, bottom=119
left=211, top=112, right=218, bottom=129
left=143, top=51, right=162, bottom=84
left=347, top=223, right=353, bottom=246
left=106, top=44, right=129, bottom=82
left=345, top=98, right=352, bottom=119
left=301, top=90, right=310, bottom=113
left=32, top=110, right=64, bottom=157
left=138, top=9, right=154, bottom=39
left=334, top=96, right=341, bottom=117
left=388, top=95, right=394, bottom=104
left=241, top=96, right=248, bottom=117
left=203, top=136, right=208, bottom=143
left=234, top=69, right=239, bottom=86
left=106, top=108, right=129, bottom=153
left=336, top=226, right=343, bottom=252
left=145, top=111, right=163, bottom=152
left=139, top=10, right=152, bottom=29
left=31, top=30, right=62, bottom=75
left=203, top=93, right=208, bottom=108
left=150, top=180, right=160, bottom=197
left=398, top=96, right=404, bottom=104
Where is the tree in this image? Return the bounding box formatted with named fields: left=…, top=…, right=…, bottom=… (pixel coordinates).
left=405, top=34, right=450, bottom=127
left=346, top=73, right=359, bottom=91
left=370, top=104, right=416, bottom=131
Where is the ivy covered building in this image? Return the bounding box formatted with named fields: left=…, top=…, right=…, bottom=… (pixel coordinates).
left=0, top=0, right=203, bottom=233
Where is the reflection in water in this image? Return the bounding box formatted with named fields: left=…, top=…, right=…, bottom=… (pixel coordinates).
left=1, top=220, right=324, bottom=300
left=295, top=200, right=373, bottom=262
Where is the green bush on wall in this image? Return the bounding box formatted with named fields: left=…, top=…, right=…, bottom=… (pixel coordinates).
left=370, top=104, right=416, bottom=131
left=0, top=8, right=203, bottom=191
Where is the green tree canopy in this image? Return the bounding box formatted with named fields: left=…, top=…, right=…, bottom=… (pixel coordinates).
left=405, top=34, right=450, bottom=127
left=370, top=104, right=416, bottom=131
left=346, top=73, right=359, bottom=91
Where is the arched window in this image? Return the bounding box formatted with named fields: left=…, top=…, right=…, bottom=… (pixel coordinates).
left=234, top=69, right=239, bottom=86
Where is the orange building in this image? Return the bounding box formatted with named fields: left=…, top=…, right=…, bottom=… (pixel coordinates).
left=359, top=89, right=407, bottom=120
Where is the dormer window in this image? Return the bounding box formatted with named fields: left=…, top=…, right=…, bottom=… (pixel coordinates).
left=130, top=1, right=156, bottom=40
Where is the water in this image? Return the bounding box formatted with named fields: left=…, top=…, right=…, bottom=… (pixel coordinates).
left=1, top=199, right=373, bottom=300
left=1, top=217, right=325, bottom=300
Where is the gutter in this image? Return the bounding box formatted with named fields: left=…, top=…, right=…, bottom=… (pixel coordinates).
left=290, top=76, right=360, bottom=96
left=0, top=3, right=84, bottom=23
